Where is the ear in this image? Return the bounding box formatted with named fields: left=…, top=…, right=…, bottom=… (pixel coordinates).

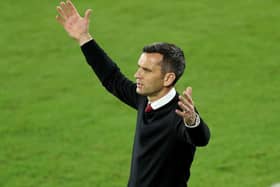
left=163, top=72, right=176, bottom=87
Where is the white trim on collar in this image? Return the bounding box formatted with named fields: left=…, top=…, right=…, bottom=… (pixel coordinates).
left=150, top=88, right=176, bottom=110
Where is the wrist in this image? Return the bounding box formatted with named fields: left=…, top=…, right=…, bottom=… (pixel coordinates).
left=186, top=113, right=196, bottom=125
left=184, top=113, right=200, bottom=128
left=78, top=33, right=93, bottom=46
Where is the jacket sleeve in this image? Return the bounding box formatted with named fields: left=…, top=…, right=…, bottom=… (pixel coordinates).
left=185, top=116, right=210, bottom=147
left=81, top=40, right=139, bottom=109
left=175, top=108, right=210, bottom=147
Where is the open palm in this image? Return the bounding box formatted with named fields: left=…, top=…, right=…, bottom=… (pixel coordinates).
left=56, top=0, right=91, bottom=41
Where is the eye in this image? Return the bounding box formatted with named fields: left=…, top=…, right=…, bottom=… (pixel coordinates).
left=137, top=65, right=152, bottom=73
left=143, top=67, right=152, bottom=72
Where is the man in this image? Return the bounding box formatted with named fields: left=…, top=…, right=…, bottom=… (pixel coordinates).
left=56, top=1, right=210, bottom=186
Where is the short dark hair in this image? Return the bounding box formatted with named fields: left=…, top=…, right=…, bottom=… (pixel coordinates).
left=143, top=42, right=186, bottom=85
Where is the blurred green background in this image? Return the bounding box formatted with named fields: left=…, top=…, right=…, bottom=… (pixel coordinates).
left=0, top=0, right=279, bottom=186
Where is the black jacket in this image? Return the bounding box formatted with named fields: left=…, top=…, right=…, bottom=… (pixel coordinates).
left=81, top=40, right=210, bottom=187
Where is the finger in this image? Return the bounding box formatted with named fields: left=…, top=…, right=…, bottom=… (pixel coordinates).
left=175, top=109, right=190, bottom=118
left=84, top=9, right=92, bottom=21
left=56, top=15, right=65, bottom=26
left=60, top=2, right=71, bottom=17
left=66, top=0, right=79, bottom=16
left=186, top=86, right=192, bottom=97
left=183, top=90, right=194, bottom=106
left=175, top=109, right=185, bottom=118
left=56, top=6, right=67, bottom=19
left=179, top=95, right=193, bottom=109
left=178, top=101, right=193, bottom=113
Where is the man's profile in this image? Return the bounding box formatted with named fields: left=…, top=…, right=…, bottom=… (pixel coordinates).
left=56, top=1, right=210, bottom=186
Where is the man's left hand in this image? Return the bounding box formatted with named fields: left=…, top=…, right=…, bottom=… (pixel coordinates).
left=175, top=86, right=196, bottom=126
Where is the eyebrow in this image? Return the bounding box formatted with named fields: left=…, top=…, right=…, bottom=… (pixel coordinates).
left=138, top=65, right=152, bottom=72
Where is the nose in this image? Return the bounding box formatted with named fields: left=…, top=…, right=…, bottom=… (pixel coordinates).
left=134, top=68, right=141, bottom=79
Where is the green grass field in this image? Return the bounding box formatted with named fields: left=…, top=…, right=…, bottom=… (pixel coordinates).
left=1, top=0, right=279, bottom=186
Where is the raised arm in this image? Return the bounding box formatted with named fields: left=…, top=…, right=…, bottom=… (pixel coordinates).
left=55, top=1, right=139, bottom=109
left=56, top=0, right=92, bottom=45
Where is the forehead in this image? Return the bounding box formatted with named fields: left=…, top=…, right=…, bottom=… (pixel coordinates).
left=138, top=52, right=163, bottom=67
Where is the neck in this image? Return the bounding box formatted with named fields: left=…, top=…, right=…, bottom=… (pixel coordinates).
left=148, top=87, right=174, bottom=102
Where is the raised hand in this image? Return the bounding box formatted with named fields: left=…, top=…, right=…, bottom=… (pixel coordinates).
left=56, top=0, right=92, bottom=45
left=175, top=87, right=197, bottom=126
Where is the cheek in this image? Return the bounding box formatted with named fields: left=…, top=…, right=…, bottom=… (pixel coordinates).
left=145, top=75, right=164, bottom=87
left=144, top=75, right=156, bottom=82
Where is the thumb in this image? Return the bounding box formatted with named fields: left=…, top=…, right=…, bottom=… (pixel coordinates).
left=186, top=86, right=192, bottom=96
left=84, top=9, right=92, bottom=20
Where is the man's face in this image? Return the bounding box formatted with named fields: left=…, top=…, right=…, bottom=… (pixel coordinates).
left=134, top=53, right=166, bottom=101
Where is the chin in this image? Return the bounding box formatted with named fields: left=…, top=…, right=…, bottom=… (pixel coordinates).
left=136, top=88, right=142, bottom=94
left=136, top=88, right=147, bottom=96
